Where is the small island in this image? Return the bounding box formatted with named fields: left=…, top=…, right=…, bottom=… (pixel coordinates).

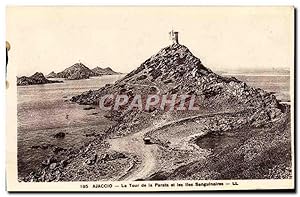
left=46, top=63, right=121, bottom=80
left=91, top=66, right=121, bottom=75
left=17, top=72, right=63, bottom=86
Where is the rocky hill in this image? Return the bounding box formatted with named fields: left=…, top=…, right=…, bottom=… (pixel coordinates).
left=17, top=72, right=63, bottom=86
left=46, top=64, right=121, bottom=80
left=72, top=43, right=286, bottom=142
left=92, top=66, right=120, bottom=75
left=46, top=71, right=58, bottom=78
left=72, top=44, right=281, bottom=112
left=56, top=63, right=96, bottom=80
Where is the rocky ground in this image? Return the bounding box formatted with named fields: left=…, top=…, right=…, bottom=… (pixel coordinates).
left=144, top=106, right=291, bottom=180
left=20, top=122, right=139, bottom=182
left=70, top=43, right=291, bottom=181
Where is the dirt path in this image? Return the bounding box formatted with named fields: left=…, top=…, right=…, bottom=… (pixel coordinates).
left=109, top=128, right=158, bottom=181
left=108, top=110, right=249, bottom=181
left=108, top=113, right=170, bottom=181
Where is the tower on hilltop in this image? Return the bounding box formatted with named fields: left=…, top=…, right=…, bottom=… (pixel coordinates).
left=169, top=30, right=179, bottom=44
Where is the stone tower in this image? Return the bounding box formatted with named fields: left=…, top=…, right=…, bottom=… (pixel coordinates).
left=169, top=30, right=179, bottom=44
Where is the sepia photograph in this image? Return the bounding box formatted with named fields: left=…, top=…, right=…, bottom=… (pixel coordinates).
left=5, top=6, right=294, bottom=191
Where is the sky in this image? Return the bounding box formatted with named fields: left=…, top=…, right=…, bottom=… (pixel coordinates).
left=6, top=6, right=294, bottom=76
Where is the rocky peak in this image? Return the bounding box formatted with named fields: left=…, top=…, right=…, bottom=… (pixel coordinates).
left=62, top=63, right=92, bottom=73
left=151, top=44, right=194, bottom=61
left=121, top=44, right=212, bottom=86
left=92, top=66, right=119, bottom=75
left=68, top=62, right=87, bottom=69
left=30, top=72, right=46, bottom=80
left=104, top=67, right=113, bottom=72
left=57, top=62, right=96, bottom=80
left=46, top=71, right=58, bottom=78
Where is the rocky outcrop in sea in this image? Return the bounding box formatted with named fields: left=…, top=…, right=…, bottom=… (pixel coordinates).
left=17, top=72, right=63, bottom=86
left=47, top=63, right=121, bottom=80
left=91, top=66, right=121, bottom=75
left=56, top=63, right=96, bottom=80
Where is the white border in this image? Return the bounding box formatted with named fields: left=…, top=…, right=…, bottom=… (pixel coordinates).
left=0, top=0, right=298, bottom=196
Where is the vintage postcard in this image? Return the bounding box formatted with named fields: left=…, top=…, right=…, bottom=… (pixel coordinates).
left=6, top=6, right=295, bottom=191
